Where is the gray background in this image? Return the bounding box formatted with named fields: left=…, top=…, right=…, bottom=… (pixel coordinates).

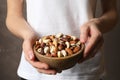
left=0, top=0, right=120, bottom=80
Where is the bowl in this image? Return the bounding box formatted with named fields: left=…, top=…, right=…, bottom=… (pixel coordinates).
left=33, top=34, right=85, bottom=71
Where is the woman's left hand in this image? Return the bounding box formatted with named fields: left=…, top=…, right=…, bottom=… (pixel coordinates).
left=79, top=18, right=104, bottom=63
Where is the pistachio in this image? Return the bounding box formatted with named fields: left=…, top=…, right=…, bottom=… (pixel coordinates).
left=37, top=48, right=42, bottom=53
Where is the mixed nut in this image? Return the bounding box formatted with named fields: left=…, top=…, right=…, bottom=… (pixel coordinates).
left=34, top=33, right=82, bottom=57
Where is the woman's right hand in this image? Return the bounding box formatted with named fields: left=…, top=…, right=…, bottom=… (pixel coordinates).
left=22, top=33, right=58, bottom=75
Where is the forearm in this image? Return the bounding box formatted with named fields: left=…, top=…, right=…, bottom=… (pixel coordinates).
left=93, top=0, right=118, bottom=34
left=96, top=9, right=118, bottom=34
left=6, top=16, right=36, bottom=40
left=6, top=0, right=37, bottom=40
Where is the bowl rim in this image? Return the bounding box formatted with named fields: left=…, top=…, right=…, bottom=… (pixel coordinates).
left=33, top=43, right=85, bottom=60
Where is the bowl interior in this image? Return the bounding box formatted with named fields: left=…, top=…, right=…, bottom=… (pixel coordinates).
left=34, top=43, right=84, bottom=60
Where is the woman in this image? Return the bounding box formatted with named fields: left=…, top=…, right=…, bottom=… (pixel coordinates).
left=6, top=0, right=117, bottom=80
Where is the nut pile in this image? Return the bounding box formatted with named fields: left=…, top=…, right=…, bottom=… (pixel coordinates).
left=34, top=33, right=82, bottom=57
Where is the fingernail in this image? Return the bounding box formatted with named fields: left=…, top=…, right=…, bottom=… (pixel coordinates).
left=80, top=39, right=85, bottom=43
left=29, top=53, right=34, bottom=60
left=44, top=66, right=49, bottom=69
left=43, top=64, right=49, bottom=69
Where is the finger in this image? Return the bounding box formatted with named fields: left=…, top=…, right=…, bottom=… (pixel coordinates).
left=29, top=60, right=49, bottom=69
left=23, top=40, right=35, bottom=60
left=78, top=37, right=103, bottom=63
left=84, top=32, right=102, bottom=58
left=57, top=70, right=62, bottom=73
left=85, top=38, right=103, bottom=60
left=78, top=57, right=85, bottom=63
left=91, top=37, right=104, bottom=56
left=37, top=68, right=57, bottom=75
left=80, top=25, right=89, bottom=43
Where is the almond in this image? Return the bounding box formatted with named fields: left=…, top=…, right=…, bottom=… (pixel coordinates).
left=35, top=45, right=40, bottom=49
left=73, top=46, right=80, bottom=53
left=58, top=44, right=64, bottom=50
left=50, top=46, right=58, bottom=54
left=70, top=40, right=76, bottom=46
left=51, top=53, right=57, bottom=57
left=46, top=53, right=52, bottom=57
left=65, top=48, right=73, bottom=55
left=49, top=42, right=54, bottom=46
left=36, top=41, right=40, bottom=45
left=53, top=38, right=58, bottom=47
left=49, top=35, right=55, bottom=40
left=40, top=42, right=46, bottom=47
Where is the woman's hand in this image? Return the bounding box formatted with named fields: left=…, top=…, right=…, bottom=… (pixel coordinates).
left=22, top=33, right=58, bottom=75
left=79, top=18, right=104, bottom=62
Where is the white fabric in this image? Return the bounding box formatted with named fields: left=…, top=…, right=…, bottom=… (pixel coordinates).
left=17, top=0, right=104, bottom=80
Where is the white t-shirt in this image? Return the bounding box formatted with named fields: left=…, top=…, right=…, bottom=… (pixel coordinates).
left=17, top=0, right=104, bottom=80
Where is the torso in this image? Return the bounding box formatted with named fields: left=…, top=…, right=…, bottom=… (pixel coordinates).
left=17, top=0, right=104, bottom=80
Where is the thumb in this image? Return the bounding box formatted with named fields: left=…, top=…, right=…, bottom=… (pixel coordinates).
left=80, top=26, right=89, bottom=58
left=23, top=40, right=35, bottom=60
left=80, top=26, right=89, bottom=43
left=28, top=50, right=35, bottom=60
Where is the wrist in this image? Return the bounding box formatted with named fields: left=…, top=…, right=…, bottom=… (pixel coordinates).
left=23, top=31, right=39, bottom=41
left=90, top=18, right=104, bottom=33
